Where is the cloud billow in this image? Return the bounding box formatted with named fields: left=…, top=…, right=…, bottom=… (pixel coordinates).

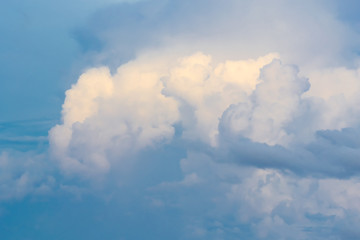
left=3, top=0, right=360, bottom=239
left=46, top=48, right=360, bottom=238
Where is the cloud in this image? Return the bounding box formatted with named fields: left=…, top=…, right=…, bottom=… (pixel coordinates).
left=3, top=0, right=360, bottom=239
left=45, top=44, right=360, bottom=238
left=49, top=51, right=280, bottom=176
left=49, top=56, right=180, bottom=176
left=153, top=151, right=360, bottom=239
left=220, top=60, right=310, bottom=146
left=49, top=49, right=360, bottom=178
left=0, top=151, right=55, bottom=201
left=74, top=0, right=359, bottom=70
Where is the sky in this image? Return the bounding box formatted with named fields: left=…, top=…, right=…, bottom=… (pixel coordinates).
left=1, top=0, right=360, bottom=239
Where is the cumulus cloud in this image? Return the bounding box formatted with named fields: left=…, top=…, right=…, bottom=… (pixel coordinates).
left=0, top=151, right=54, bottom=201
left=46, top=44, right=360, bottom=238
left=49, top=49, right=360, bottom=176
left=4, top=0, right=360, bottom=239
left=49, top=52, right=280, bottom=176
left=220, top=60, right=310, bottom=146
left=49, top=56, right=180, bottom=176
left=151, top=151, right=360, bottom=239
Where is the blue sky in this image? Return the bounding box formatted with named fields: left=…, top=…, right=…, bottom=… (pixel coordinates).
left=2, top=0, right=360, bottom=239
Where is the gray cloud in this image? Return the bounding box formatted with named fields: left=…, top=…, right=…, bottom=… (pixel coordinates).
left=75, top=0, right=359, bottom=69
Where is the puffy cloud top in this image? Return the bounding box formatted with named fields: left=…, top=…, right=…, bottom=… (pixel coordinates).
left=3, top=0, right=360, bottom=239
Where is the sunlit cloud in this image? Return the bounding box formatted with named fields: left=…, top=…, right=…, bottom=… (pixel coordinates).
left=2, top=0, right=360, bottom=239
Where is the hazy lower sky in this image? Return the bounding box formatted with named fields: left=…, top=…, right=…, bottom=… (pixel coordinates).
left=2, top=1, right=360, bottom=239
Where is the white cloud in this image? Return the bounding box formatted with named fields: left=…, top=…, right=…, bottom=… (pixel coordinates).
left=49, top=54, right=180, bottom=176
left=4, top=0, right=360, bottom=239
left=159, top=151, right=360, bottom=239
left=49, top=51, right=281, bottom=176
left=0, top=151, right=55, bottom=201
left=220, top=60, right=310, bottom=146
left=49, top=45, right=360, bottom=178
